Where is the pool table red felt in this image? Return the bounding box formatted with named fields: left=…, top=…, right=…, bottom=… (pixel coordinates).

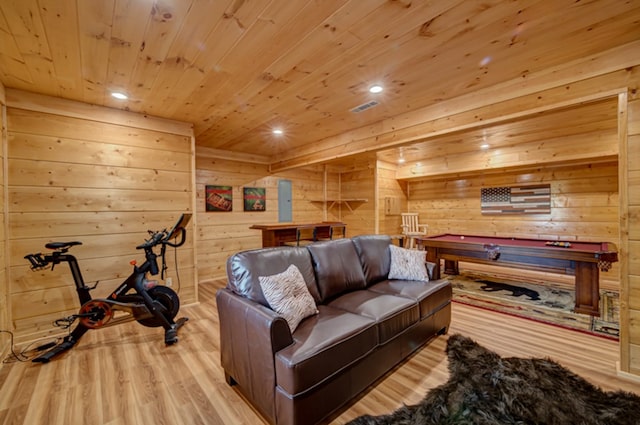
left=417, top=234, right=618, bottom=316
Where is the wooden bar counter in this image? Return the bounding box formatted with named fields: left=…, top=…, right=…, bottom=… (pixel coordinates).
left=250, top=222, right=346, bottom=247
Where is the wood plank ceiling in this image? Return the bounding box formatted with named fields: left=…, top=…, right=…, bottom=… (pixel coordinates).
left=0, top=0, right=638, bottom=169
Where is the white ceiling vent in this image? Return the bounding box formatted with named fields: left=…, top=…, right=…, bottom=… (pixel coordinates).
left=350, top=100, right=379, bottom=113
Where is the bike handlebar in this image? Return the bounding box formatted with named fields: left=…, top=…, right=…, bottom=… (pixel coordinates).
left=136, top=230, right=167, bottom=250
left=136, top=213, right=191, bottom=250
left=135, top=226, right=187, bottom=250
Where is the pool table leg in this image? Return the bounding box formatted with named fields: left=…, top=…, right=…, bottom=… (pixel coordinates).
left=426, top=250, right=461, bottom=279
left=574, top=262, right=600, bottom=316
left=444, top=260, right=459, bottom=275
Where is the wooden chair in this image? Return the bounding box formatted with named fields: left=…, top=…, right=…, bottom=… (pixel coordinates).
left=284, top=226, right=317, bottom=246
left=318, top=224, right=346, bottom=241
left=401, top=212, right=428, bottom=249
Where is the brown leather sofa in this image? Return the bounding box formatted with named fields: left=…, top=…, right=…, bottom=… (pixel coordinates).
left=217, top=235, right=451, bottom=425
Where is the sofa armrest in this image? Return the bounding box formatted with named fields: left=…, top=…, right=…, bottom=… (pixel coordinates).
left=427, top=261, right=436, bottom=280
left=216, top=288, right=294, bottom=422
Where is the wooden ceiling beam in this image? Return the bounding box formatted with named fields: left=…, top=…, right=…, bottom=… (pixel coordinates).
left=269, top=41, right=640, bottom=172
left=197, top=146, right=270, bottom=165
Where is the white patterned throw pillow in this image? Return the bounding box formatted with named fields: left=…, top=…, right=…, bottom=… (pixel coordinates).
left=388, top=244, right=430, bottom=281
left=259, top=264, right=319, bottom=333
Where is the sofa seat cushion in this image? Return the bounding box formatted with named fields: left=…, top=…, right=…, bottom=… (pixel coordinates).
left=327, top=290, right=419, bottom=344
left=368, top=278, right=452, bottom=319
left=275, top=305, right=377, bottom=396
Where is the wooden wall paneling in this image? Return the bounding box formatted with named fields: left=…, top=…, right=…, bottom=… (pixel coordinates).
left=6, top=90, right=193, bottom=137
left=7, top=110, right=192, bottom=152
left=5, top=94, right=196, bottom=343
left=340, top=161, right=376, bottom=236
left=0, top=83, right=7, bottom=357
left=195, top=154, right=330, bottom=282
left=9, top=133, right=191, bottom=169
left=409, top=162, right=619, bottom=229
left=8, top=211, right=192, bottom=240
left=383, top=98, right=618, bottom=166
left=195, top=158, right=272, bottom=281
left=189, top=133, right=198, bottom=304
left=376, top=160, right=407, bottom=236
left=398, top=129, right=618, bottom=179
left=373, top=162, right=379, bottom=235
left=9, top=159, right=191, bottom=190
left=631, top=275, right=640, bottom=311
left=312, top=165, right=340, bottom=222
left=626, top=96, right=640, bottom=374
left=9, top=187, right=192, bottom=212
left=620, top=94, right=631, bottom=374
left=407, top=161, right=621, bottom=287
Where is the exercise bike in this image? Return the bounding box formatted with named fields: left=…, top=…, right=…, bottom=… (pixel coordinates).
left=24, top=213, right=192, bottom=363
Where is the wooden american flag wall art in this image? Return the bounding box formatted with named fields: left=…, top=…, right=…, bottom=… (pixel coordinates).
left=480, top=184, right=551, bottom=214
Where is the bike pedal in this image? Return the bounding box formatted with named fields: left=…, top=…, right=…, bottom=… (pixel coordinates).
left=175, top=317, right=189, bottom=328
left=165, top=334, right=178, bottom=345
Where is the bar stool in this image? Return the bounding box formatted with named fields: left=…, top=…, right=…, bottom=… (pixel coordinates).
left=318, top=224, right=346, bottom=241
left=284, top=226, right=317, bottom=246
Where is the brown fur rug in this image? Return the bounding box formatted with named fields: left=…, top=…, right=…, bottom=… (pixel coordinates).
left=348, top=334, right=640, bottom=425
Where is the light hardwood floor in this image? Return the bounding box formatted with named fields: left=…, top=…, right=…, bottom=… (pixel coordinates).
left=1, top=280, right=638, bottom=425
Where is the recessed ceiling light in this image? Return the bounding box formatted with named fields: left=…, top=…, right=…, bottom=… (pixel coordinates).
left=480, top=144, right=490, bottom=150
left=369, top=85, right=383, bottom=94
left=273, top=129, right=283, bottom=135
left=111, top=92, right=128, bottom=100
left=398, top=157, right=406, bottom=164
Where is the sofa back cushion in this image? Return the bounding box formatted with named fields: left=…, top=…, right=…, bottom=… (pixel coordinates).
left=307, top=239, right=367, bottom=302
left=226, top=247, right=321, bottom=306
left=352, top=235, right=392, bottom=285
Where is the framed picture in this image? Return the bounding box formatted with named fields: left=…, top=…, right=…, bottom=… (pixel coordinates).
left=205, top=185, right=233, bottom=212
left=243, top=187, right=266, bottom=211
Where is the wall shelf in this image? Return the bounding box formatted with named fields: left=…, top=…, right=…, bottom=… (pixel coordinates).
left=311, top=199, right=368, bottom=212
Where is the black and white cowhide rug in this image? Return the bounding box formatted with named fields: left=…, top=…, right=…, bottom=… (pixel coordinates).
left=348, top=334, right=640, bottom=425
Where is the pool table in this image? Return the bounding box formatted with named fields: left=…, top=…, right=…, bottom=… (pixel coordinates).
left=417, top=234, right=618, bottom=316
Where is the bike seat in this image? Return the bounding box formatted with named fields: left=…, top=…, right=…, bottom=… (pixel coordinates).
left=45, top=241, right=83, bottom=251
